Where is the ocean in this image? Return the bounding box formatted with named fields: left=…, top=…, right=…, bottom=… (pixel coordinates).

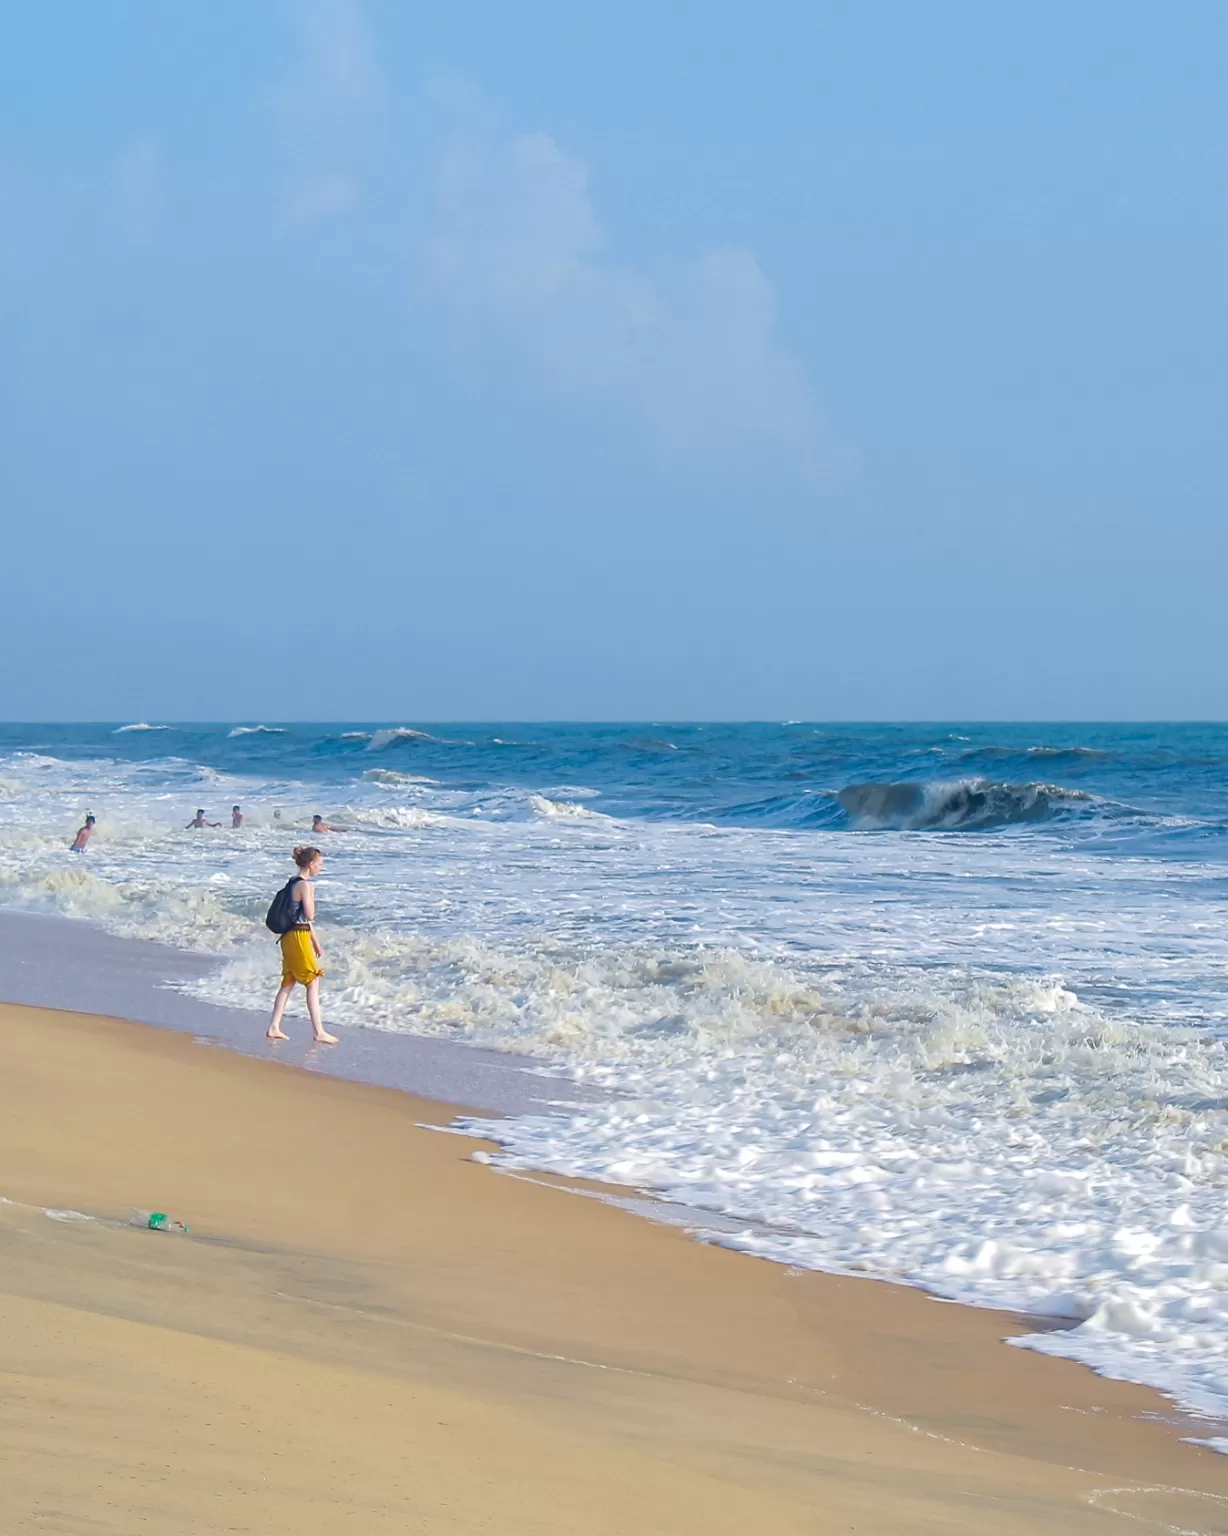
left=2, top=721, right=1227, bottom=1434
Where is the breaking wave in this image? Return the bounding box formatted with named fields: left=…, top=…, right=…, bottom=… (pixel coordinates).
left=344, top=805, right=456, bottom=830
left=838, top=779, right=1107, bottom=831
left=530, top=794, right=603, bottom=820
left=362, top=769, right=439, bottom=787
left=367, top=728, right=440, bottom=751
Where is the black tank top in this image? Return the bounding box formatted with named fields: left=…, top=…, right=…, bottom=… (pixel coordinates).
left=289, top=876, right=313, bottom=928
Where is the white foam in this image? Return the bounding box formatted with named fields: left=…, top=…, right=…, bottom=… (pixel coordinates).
left=114, top=723, right=170, bottom=733
left=345, top=805, right=457, bottom=830
left=530, top=794, right=603, bottom=819
left=190, top=923, right=1228, bottom=1422
left=228, top=725, right=285, bottom=737
left=3, top=745, right=1228, bottom=1423
left=362, top=769, right=439, bottom=786
left=367, top=728, right=437, bottom=750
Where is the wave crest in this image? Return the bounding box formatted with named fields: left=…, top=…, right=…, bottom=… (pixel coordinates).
left=530, top=794, right=602, bottom=820
left=954, top=744, right=1112, bottom=767
left=344, top=806, right=454, bottom=830
left=362, top=769, right=439, bottom=786
left=838, top=779, right=1102, bottom=831
left=367, top=728, right=438, bottom=751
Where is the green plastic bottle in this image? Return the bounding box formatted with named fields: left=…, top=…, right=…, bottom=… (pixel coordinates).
left=131, top=1209, right=189, bottom=1233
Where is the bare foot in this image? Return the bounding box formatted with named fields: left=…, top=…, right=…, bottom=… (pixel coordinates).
left=267, top=1027, right=289, bottom=1041
left=312, top=1030, right=339, bottom=1045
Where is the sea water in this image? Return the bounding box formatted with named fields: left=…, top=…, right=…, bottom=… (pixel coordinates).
left=2, top=722, right=1227, bottom=1427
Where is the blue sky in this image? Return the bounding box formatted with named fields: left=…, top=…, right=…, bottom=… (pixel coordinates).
left=2, top=0, right=1225, bottom=719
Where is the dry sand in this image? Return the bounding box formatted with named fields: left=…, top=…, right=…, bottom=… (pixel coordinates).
left=0, top=1000, right=1225, bottom=1534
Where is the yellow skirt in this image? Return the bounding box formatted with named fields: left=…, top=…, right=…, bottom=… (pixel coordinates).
left=280, top=928, right=323, bottom=986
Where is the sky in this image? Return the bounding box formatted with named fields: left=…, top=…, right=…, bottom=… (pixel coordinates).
left=1, top=0, right=1226, bottom=720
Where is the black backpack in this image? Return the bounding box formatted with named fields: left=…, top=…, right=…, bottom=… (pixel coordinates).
left=265, top=876, right=301, bottom=935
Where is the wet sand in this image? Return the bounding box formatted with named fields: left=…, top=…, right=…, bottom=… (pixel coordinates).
left=0, top=907, right=590, bottom=1114
left=1, top=999, right=1225, bottom=1534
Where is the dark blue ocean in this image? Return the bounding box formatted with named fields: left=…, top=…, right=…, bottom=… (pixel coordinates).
left=5, top=720, right=1228, bottom=840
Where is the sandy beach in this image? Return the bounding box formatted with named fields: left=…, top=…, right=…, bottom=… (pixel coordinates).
left=0, top=999, right=1223, bottom=1534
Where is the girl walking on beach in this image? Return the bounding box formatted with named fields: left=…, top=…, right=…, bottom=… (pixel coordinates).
left=267, top=846, right=338, bottom=1044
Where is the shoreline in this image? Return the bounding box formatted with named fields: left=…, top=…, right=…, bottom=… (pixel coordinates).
left=2, top=998, right=1227, bottom=1531
left=3, top=904, right=1228, bottom=1462
left=0, top=907, right=596, bottom=1116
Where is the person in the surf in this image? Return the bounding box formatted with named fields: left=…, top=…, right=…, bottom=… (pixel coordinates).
left=231, top=805, right=243, bottom=828
left=267, top=845, right=337, bottom=1045
left=312, top=814, right=339, bottom=833
left=185, top=808, right=220, bottom=828
left=70, top=814, right=95, bottom=852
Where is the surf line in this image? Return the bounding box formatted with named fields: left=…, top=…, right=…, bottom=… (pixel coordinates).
left=268, top=1290, right=644, bottom=1378
left=455, top=1172, right=1228, bottom=1500
left=1085, top=1484, right=1228, bottom=1536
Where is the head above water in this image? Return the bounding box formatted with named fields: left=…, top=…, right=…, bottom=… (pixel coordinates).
left=293, top=845, right=323, bottom=872
left=85, top=815, right=95, bottom=826
left=232, top=805, right=240, bottom=813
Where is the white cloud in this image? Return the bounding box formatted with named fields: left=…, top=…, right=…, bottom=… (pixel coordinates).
left=300, top=0, right=381, bottom=116
left=278, top=0, right=382, bottom=224
left=423, top=130, right=854, bottom=490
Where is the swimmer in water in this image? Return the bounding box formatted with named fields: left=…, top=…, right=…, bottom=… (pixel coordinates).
left=70, top=814, right=95, bottom=852
left=231, top=805, right=243, bottom=828
left=186, top=808, right=220, bottom=829
left=312, top=814, right=338, bottom=833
